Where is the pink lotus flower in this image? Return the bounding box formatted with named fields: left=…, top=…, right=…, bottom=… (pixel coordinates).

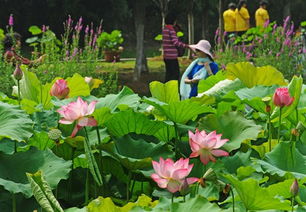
left=151, top=158, right=198, bottom=193
left=57, top=97, right=97, bottom=137
left=50, top=79, right=70, bottom=100
left=189, top=129, right=229, bottom=165
left=273, top=87, right=294, bottom=108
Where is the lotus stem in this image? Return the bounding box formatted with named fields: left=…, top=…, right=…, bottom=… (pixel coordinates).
left=171, top=193, right=174, bottom=204
left=127, top=171, right=132, bottom=201
left=230, top=187, right=235, bottom=212
left=12, top=193, right=16, bottom=212
left=291, top=196, right=294, bottom=212
left=85, top=168, right=89, bottom=204
left=267, top=112, right=272, bottom=151
left=17, top=80, right=20, bottom=106
left=277, top=107, right=283, bottom=143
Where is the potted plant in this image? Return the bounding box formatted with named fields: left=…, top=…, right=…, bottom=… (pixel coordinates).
left=97, top=30, right=124, bottom=62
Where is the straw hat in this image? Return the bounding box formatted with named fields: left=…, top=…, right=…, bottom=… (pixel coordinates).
left=189, top=40, right=213, bottom=59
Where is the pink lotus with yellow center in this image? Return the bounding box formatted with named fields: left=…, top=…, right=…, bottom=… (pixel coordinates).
left=57, top=97, right=97, bottom=137
left=189, top=129, right=229, bottom=165
left=151, top=158, right=198, bottom=193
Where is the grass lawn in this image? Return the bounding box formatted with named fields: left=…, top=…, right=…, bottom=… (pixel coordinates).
left=97, top=56, right=191, bottom=96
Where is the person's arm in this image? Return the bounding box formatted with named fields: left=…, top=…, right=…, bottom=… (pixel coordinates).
left=204, top=62, right=213, bottom=76
left=169, top=28, right=188, bottom=48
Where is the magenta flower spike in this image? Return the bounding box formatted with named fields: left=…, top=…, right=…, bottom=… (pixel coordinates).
left=8, top=14, right=14, bottom=26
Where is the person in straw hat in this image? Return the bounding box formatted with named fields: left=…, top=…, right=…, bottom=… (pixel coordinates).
left=180, top=40, right=218, bottom=100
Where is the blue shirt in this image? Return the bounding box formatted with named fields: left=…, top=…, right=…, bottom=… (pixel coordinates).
left=187, top=63, right=204, bottom=98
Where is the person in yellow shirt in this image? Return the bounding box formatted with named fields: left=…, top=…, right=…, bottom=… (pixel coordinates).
left=255, top=0, right=269, bottom=28
left=223, top=3, right=236, bottom=44
left=235, top=0, right=250, bottom=37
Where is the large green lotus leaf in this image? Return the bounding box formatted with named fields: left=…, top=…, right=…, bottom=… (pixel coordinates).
left=222, top=150, right=252, bottom=174
left=226, top=62, right=287, bottom=88
left=149, top=80, right=179, bottom=103
left=92, top=107, right=113, bottom=126
left=0, top=148, right=72, bottom=197
left=198, top=111, right=262, bottom=152
left=198, top=71, right=226, bottom=93
left=105, top=109, right=166, bottom=137
left=201, top=79, right=245, bottom=100
left=144, top=98, right=215, bottom=124
left=65, top=73, right=91, bottom=97
left=0, top=101, right=33, bottom=142
left=18, top=67, right=52, bottom=109
left=253, top=142, right=306, bottom=178
left=224, top=175, right=291, bottom=211
left=87, top=194, right=158, bottom=212
left=137, top=195, right=231, bottom=212
left=101, top=135, right=174, bottom=170
left=154, top=125, right=176, bottom=142
left=96, top=86, right=140, bottom=112
left=235, top=85, right=278, bottom=100
left=19, top=66, right=41, bottom=103
left=271, top=76, right=303, bottom=122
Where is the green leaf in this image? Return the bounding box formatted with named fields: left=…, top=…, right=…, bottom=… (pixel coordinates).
left=224, top=175, right=291, bottom=211
left=226, top=62, right=287, bottom=88
left=26, top=171, right=64, bottom=212
left=19, top=66, right=41, bottom=103
left=144, top=98, right=215, bottom=124
left=66, top=73, right=91, bottom=97
left=149, top=81, right=179, bottom=103
left=254, top=141, right=306, bottom=178
left=28, top=25, right=42, bottom=35
left=198, top=71, right=226, bottom=93
left=271, top=76, right=303, bottom=122
left=25, top=36, right=39, bottom=44
left=0, top=148, right=71, bottom=197
left=198, top=111, right=262, bottom=152
left=235, top=85, right=278, bottom=101
left=101, top=135, right=174, bottom=170
left=93, top=107, right=112, bottom=126
left=96, top=86, right=140, bottom=112
left=105, top=109, right=166, bottom=138
left=0, top=101, right=33, bottom=142
left=142, top=195, right=229, bottom=212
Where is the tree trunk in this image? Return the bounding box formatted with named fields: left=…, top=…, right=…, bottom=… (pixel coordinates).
left=133, top=0, right=148, bottom=81
left=187, top=0, right=194, bottom=58
left=218, top=0, right=224, bottom=45
left=201, top=2, right=209, bottom=39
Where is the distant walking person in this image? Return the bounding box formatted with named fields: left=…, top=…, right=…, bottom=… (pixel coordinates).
left=255, top=0, right=269, bottom=28
left=235, top=0, right=250, bottom=37
left=223, top=3, right=236, bottom=44
left=162, top=13, right=189, bottom=82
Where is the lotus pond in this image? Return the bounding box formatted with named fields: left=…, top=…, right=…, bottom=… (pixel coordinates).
left=1, top=61, right=306, bottom=212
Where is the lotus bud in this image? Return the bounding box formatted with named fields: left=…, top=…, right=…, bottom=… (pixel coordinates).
left=290, top=179, right=299, bottom=196
left=84, top=77, right=93, bottom=87
left=13, top=65, right=23, bottom=81
left=265, top=105, right=271, bottom=113
left=50, top=79, right=70, bottom=100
